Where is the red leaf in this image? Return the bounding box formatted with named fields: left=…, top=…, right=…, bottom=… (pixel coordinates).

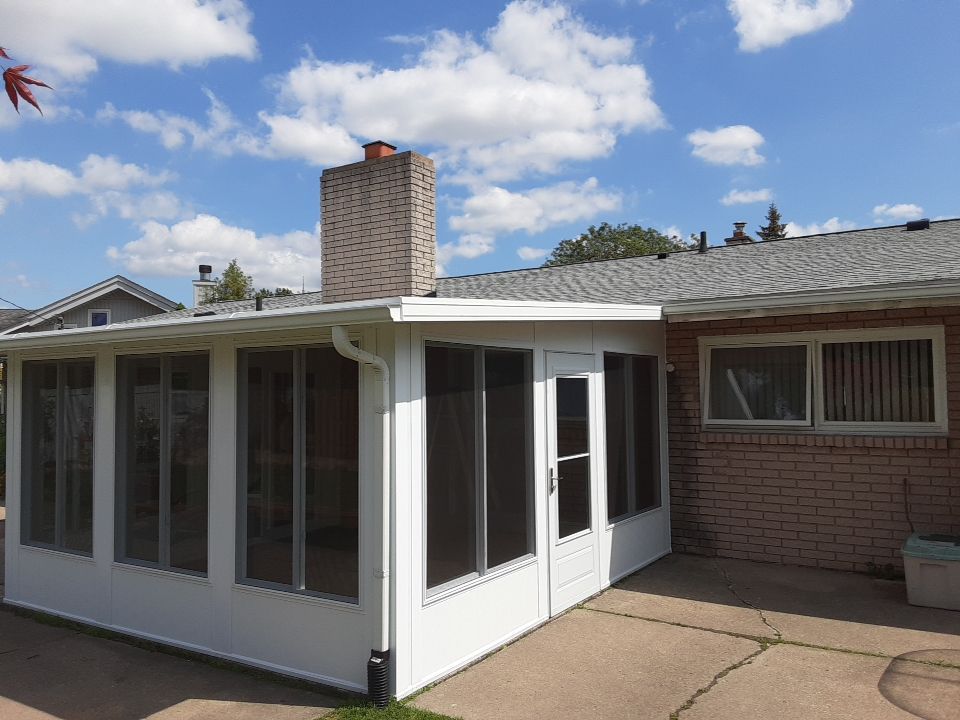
left=4, top=73, right=18, bottom=113
left=2, top=64, right=51, bottom=115
left=0, top=48, right=10, bottom=60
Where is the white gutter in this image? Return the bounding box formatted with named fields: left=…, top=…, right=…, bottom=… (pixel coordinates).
left=330, top=326, right=392, bottom=666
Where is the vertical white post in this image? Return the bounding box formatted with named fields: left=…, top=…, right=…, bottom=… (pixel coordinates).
left=207, top=337, right=237, bottom=653
left=4, top=351, right=22, bottom=601
left=92, top=346, right=116, bottom=623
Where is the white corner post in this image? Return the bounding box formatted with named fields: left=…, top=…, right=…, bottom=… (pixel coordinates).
left=331, top=325, right=392, bottom=707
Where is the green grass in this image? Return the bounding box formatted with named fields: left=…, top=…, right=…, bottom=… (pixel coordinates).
left=326, top=700, right=460, bottom=720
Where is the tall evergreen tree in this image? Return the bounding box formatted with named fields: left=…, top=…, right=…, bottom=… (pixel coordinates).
left=757, top=203, right=788, bottom=241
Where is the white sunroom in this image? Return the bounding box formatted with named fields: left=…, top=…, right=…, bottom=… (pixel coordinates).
left=1, top=296, right=670, bottom=700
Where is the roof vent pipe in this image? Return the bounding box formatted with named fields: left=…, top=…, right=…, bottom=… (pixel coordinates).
left=698, top=231, right=708, bottom=253
left=255, top=295, right=263, bottom=312
left=906, top=219, right=930, bottom=231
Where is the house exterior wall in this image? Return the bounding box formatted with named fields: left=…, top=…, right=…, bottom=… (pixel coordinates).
left=21, top=290, right=166, bottom=332
left=666, top=305, right=960, bottom=572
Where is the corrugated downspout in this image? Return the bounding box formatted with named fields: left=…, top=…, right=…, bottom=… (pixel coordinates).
left=331, top=325, right=392, bottom=708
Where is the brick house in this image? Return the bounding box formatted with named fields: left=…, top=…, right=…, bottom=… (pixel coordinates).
left=1, top=142, right=957, bottom=702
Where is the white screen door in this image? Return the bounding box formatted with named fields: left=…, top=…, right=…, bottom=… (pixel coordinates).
left=546, top=352, right=601, bottom=614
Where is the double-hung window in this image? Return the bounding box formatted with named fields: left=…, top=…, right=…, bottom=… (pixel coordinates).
left=604, top=354, right=661, bottom=523
left=21, top=359, right=95, bottom=554
left=702, top=327, right=946, bottom=433
left=116, top=352, right=210, bottom=574
left=424, top=343, right=534, bottom=594
left=238, top=346, right=360, bottom=603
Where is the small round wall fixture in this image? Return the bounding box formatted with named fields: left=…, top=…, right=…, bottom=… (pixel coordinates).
left=665, top=362, right=676, bottom=373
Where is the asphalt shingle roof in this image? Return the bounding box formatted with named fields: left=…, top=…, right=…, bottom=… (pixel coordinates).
left=118, top=219, right=960, bottom=327
left=435, top=219, right=960, bottom=306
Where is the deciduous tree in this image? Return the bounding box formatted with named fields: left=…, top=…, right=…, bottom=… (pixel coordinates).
left=543, top=222, right=687, bottom=267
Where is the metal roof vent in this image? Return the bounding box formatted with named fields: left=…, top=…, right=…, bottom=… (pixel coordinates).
left=657, top=252, right=668, bottom=260
left=906, top=219, right=930, bottom=231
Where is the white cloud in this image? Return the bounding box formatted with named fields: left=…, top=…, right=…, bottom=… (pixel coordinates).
left=106, top=1, right=664, bottom=181
left=437, top=233, right=497, bottom=275
left=0, top=0, right=257, bottom=81
left=450, top=177, right=621, bottom=236
left=873, top=203, right=924, bottom=222
left=0, top=154, right=180, bottom=224
left=721, top=188, right=772, bottom=206
left=517, top=246, right=549, bottom=261
left=107, top=214, right=322, bottom=292
left=785, top=217, right=856, bottom=237
left=687, top=125, right=765, bottom=166
left=728, top=0, right=853, bottom=52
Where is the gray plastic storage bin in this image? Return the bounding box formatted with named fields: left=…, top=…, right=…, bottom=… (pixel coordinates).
left=902, top=533, right=960, bottom=611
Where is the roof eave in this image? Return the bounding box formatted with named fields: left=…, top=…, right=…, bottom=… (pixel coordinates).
left=662, top=279, right=960, bottom=321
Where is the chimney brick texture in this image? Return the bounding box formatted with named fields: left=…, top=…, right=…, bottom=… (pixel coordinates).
left=321, top=151, right=436, bottom=303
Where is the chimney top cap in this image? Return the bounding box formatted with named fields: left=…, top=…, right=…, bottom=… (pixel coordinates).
left=362, top=140, right=397, bottom=160
left=198, top=264, right=212, bottom=274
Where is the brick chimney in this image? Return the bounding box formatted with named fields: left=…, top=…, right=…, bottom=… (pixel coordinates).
left=724, top=222, right=754, bottom=246
left=320, top=141, right=436, bottom=303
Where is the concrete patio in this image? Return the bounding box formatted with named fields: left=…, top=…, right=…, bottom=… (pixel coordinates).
left=414, top=553, right=960, bottom=720
left=3, top=496, right=960, bottom=719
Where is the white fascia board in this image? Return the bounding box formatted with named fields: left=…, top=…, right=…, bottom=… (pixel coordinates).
left=393, top=296, right=662, bottom=322
left=662, top=279, right=960, bottom=321
left=0, top=298, right=401, bottom=351
left=0, top=295, right=663, bottom=352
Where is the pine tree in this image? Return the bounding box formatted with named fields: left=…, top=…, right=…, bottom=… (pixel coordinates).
left=757, top=203, right=788, bottom=241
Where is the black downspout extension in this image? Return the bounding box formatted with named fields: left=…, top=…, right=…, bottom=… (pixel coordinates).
left=367, top=648, right=391, bottom=708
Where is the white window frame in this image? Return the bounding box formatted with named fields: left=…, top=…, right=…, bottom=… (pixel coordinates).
left=699, top=326, right=947, bottom=435
left=88, top=309, right=111, bottom=327
left=421, top=340, right=536, bottom=600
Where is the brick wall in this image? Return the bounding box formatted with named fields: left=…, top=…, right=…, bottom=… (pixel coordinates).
left=666, top=306, right=960, bottom=572
left=321, top=150, right=436, bottom=303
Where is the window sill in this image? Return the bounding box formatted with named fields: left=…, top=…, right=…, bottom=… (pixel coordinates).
left=424, top=554, right=537, bottom=608
left=232, top=581, right=364, bottom=613
left=606, top=503, right=664, bottom=530
left=20, top=543, right=95, bottom=563
left=112, top=561, right=210, bottom=585
left=701, top=429, right=949, bottom=450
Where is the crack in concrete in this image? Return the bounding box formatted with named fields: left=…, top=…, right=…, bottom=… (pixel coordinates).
left=669, top=643, right=769, bottom=719
left=714, top=560, right=783, bottom=640
left=581, top=607, right=960, bottom=672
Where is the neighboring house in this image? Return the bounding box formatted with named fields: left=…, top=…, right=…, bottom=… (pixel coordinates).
left=0, top=276, right=177, bottom=416
left=0, top=275, right=178, bottom=335
left=0, top=142, right=956, bottom=702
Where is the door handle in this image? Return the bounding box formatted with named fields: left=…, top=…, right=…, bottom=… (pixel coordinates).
left=550, top=468, right=560, bottom=493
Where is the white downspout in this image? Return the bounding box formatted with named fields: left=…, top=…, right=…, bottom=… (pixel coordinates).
left=331, top=325, right=392, bottom=705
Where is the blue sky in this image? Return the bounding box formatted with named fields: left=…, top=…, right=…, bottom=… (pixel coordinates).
left=0, top=0, right=957, bottom=307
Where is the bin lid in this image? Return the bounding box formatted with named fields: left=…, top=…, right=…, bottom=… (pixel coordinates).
left=902, top=532, right=960, bottom=561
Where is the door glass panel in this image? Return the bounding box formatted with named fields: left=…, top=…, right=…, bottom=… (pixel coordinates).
left=24, top=362, right=58, bottom=545
left=556, top=377, right=588, bottom=458
left=62, top=361, right=95, bottom=553
left=557, top=455, right=590, bottom=538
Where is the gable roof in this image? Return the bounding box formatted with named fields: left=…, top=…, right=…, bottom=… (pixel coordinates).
left=435, top=219, right=960, bottom=312
left=1, top=275, right=178, bottom=335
